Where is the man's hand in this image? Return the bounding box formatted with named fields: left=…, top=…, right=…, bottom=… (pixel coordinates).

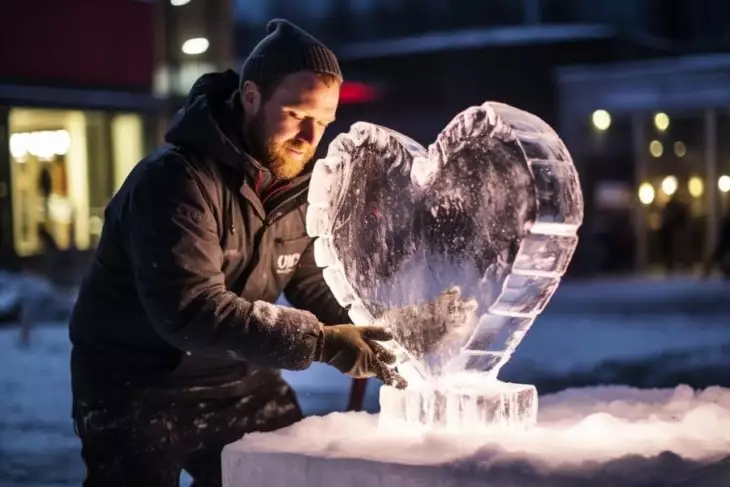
left=317, top=325, right=407, bottom=389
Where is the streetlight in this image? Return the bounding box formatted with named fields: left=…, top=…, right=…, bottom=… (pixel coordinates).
left=654, top=112, right=670, bottom=132
left=591, top=110, right=611, bottom=131
left=182, top=37, right=209, bottom=55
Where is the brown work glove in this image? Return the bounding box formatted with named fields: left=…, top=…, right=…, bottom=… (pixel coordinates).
left=317, top=325, right=408, bottom=389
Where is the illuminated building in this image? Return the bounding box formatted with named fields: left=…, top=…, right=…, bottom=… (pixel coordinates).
left=0, top=0, right=232, bottom=275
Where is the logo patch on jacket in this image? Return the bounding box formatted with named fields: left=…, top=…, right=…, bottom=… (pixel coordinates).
left=276, top=253, right=301, bottom=274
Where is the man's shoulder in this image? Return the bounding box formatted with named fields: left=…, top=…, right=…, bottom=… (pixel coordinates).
left=113, top=144, right=224, bottom=214
left=140, top=144, right=219, bottom=180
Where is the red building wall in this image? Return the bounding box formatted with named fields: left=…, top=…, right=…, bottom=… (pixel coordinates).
left=0, top=0, right=155, bottom=90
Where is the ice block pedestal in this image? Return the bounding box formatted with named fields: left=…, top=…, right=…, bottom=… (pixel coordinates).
left=221, top=410, right=524, bottom=487
left=379, top=380, right=538, bottom=432
left=222, top=382, right=538, bottom=487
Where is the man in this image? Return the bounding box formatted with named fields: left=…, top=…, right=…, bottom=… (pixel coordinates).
left=69, top=19, right=406, bottom=487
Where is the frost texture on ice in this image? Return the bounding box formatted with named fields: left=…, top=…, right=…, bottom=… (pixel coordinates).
left=307, top=101, right=583, bottom=386
left=379, top=379, right=537, bottom=432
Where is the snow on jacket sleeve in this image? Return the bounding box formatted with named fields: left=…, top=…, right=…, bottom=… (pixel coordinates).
left=284, top=240, right=352, bottom=325
left=125, top=158, right=323, bottom=370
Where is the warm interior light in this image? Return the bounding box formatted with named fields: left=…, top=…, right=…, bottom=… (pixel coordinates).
left=649, top=140, right=663, bottom=158
left=9, top=130, right=71, bottom=161
left=661, top=175, right=678, bottom=196
left=719, top=175, right=730, bottom=193
left=673, top=141, right=686, bottom=157
left=638, top=182, right=655, bottom=205
left=688, top=176, right=703, bottom=198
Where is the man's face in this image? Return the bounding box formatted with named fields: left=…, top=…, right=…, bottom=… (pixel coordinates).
left=243, top=72, right=340, bottom=180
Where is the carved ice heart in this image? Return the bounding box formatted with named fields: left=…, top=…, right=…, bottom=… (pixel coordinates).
left=306, top=102, right=583, bottom=384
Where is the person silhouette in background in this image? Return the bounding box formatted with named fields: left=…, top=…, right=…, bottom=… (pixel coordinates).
left=38, top=163, right=52, bottom=215
left=659, top=191, right=691, bottom=274
left=703, top=208, right=730, bottom=279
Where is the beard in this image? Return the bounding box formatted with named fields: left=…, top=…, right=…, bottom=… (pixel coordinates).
left=244, top=110, right=315, bottom=180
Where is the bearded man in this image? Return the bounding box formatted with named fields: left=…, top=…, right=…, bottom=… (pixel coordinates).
left=68, top=19, right=405, bottom=487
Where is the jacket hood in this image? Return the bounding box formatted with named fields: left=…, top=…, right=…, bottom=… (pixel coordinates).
left=165, top=70, right=256, bottom=172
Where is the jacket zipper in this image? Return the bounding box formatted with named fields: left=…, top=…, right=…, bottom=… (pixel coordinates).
left=237, top=185, right=309, bottom=286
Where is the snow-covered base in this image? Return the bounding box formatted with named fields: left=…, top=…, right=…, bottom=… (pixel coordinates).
left=222, top=385, right=730, bottom=487
left=378, top=380, right=537, bottom=432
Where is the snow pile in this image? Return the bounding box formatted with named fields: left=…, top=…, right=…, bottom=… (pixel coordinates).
left=0, top=322, right=79, bottom=486
left=0, top=271, right=77, bottom=324
left=506, top=313, right=730, bottom=377
left=550, top=277, right=730, bottom=314
left=224, top=385, right=730, bottom=487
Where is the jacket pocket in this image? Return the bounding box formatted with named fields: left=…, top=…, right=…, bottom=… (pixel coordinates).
left=221, top=224, right=249, bottom=276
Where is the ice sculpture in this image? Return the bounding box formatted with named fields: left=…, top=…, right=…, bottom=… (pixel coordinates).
left=306, top=101, right=583, bottom=431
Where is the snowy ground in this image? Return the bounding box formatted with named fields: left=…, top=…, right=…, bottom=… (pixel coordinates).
left=1, top=277, right=729, bottom=486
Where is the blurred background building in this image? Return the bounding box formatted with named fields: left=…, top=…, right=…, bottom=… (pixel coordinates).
left=0, top=0, right=232, bottom=280
left=0, top=0, right=159, bottom=279
left=2, top=0, right=730, bottom=280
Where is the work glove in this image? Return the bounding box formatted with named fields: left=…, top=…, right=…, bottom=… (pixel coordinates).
left=317, top=324, right=408, bottom=389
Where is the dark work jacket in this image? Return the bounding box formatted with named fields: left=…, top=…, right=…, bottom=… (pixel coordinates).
left=68, top=70, right=349, bottom=403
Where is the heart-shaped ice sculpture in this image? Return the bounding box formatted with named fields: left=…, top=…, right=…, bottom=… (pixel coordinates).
left=306, top=101, right=583, bottom=386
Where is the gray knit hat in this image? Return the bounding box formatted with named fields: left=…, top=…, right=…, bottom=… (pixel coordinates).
left=240, top=19, right=343, bottom=85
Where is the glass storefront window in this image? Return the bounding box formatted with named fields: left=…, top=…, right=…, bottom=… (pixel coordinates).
left=8, top=108, right=144, bottom=256
left=9, top=108, right=82, bottom=256
left=717, top=111, right=730, bottom=217
left=636, top=111, right=707, bottom=273
left=569, top=107, right=728, bottom=277
left=712, top=111, right=730, bottom=275
left=572, top=111, right=636, bottom=275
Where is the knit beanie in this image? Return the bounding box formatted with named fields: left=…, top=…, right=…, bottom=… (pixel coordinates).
left=240, top=18, right=343, bottom=86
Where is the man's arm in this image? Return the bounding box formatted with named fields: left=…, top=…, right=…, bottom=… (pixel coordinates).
left=283, top=242, right=351, bottom=325
left=125, top=157, right=322, bottom=370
